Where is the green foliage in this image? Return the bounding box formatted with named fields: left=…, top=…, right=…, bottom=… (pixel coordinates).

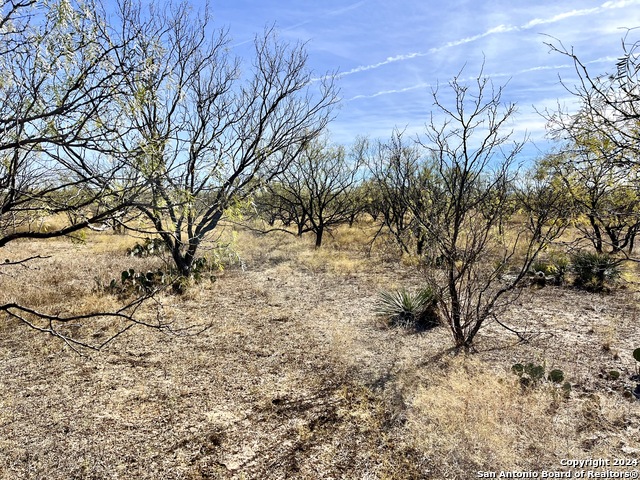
left=531, top=260, right=553, bottom=276
left=375, top=287, right=438, bottom=330
left=606, top=370, right=621, bottom=381
left=530, top=253, right=569, bottom=286
left=204, top=239, right=244, bottom=273
left=103, top=263, right=217, bottom=297
left=512, top=362, right=570, bottom=395
left=105, top=267, right=170, bottom=296
left=102, top=242, right=232, bottom=297
left=547, top=369, right=565, bottom=383
left=187, top=257, right=219, bottom=285
left=511, top=362, right=545, bottom=384
left=536, top=147, right=640, bottom=257
left=533, top=253, right=569, bottom=277
left=571, top=251, right=622, bottom=291
left=111, top=239, right=236, bottom=295
left=127, top=238, right=166, bottom=257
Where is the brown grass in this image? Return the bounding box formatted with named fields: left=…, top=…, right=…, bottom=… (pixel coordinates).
left=1, top=224, right=639, bottom=479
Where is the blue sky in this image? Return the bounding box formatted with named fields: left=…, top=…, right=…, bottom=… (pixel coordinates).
left=212, top=0, right=640, bottom=160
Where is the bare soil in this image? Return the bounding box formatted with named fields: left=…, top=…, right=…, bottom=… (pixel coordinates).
left=1, top=228, right=639, bottom=479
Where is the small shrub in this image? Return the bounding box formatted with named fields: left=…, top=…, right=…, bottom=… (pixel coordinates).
left=530, top=253, right=569, bottom=286
left=530, top=260, right=554, bottom=276
left=552, top=253, right=570, bottom=275
left=185, top=257, right=218, bottom=287
left=511, top=362, right=544, bottom=386
left=97, top=267, right=172, bottom=298
left=375, top=287, right=438, bottom=330
left=127, top=238, right=166, bottom=257
left=571, top=251, right=621, bottom=291
left=204, top=241, right=244, bottom=273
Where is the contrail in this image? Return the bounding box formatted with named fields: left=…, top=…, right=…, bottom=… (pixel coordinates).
left=346, top=57, right=618, bottom=101
left=338, top=0, right=638, bottom=79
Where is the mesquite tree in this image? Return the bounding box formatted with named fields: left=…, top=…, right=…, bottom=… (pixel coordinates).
left=545, top=33, right=640, bottom=164
left=543, top=34, right=640, bottom=258
left=366, top=130, right=428, bottom=255
left=408, top=72, right=566, bottom=349
left=262, top=137, right=364, bottom=247
left=0, top=0, right=145, bottom=247
left=0, top=0, right=165, bottom=350
left=538, top=149, right=640, bottom=255
left=118, top=2, right=338, bottom=274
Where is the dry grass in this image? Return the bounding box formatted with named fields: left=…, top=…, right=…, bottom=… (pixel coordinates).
left=404, top=356, right=566, bottom=475
left=1, top=225, right=639, bottom=479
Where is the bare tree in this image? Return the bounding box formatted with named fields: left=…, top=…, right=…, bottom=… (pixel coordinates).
left=262, top=137, right=364, bottom=247
left=409, top=72, right=566, bottom=350
left=252, top=183, right=305, bottom=231
left=366, top=130, right=428, bottom=255
left=116, top=2, right=338, bottom=273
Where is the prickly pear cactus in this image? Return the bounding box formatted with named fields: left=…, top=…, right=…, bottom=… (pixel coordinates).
left=548, top=369, right=564, bottom=383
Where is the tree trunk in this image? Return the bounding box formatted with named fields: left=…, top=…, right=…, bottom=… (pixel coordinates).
left=628, top=230, right=636, bottom=254
left=447, top=264, right=465, bottom=348
left=589, top=215, right=603, bottom=253
left=605, top=226, right=621, bottom=253
left=171, top=239, right=200, bottom=277
left=416, top=235, right=425, bottom=256
left=315, top=226, right=324, bottom=248
left=172, top=249, right=192, bottom=277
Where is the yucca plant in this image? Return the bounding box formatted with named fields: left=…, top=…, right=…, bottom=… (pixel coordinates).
left=571, top=251, right=622, bottom=291
left=375, top=287, right=439, bottom=330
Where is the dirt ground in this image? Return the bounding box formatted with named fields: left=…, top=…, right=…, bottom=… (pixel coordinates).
left=1, top=227, right=639, bottom=479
